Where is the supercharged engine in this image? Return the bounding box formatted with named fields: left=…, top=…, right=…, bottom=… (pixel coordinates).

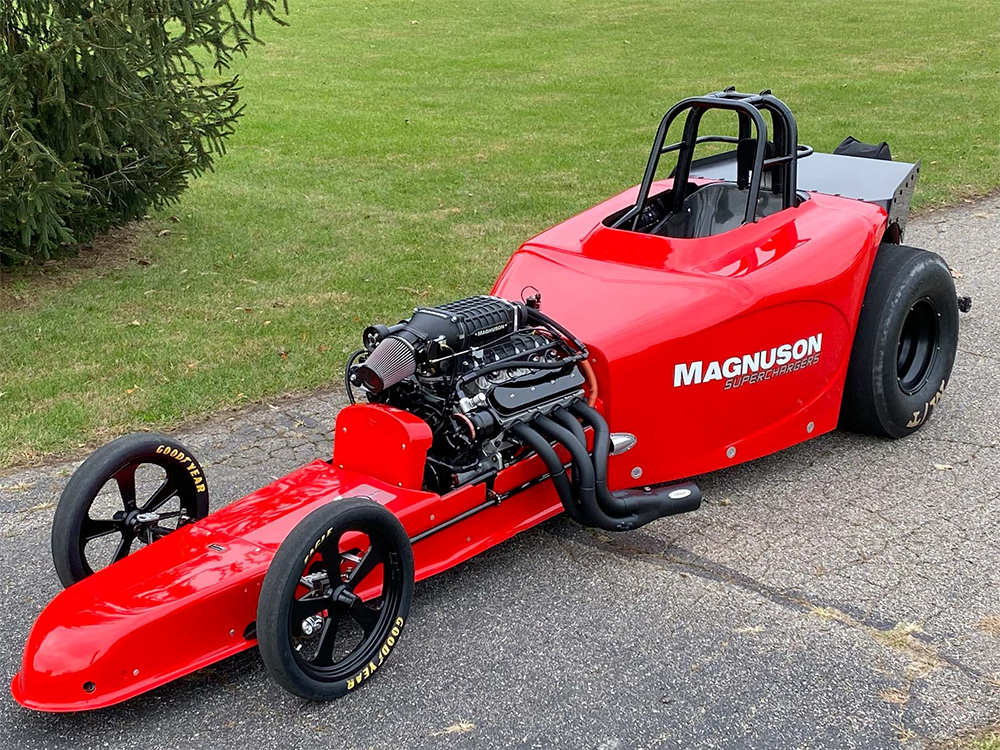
left=348, top=295, right=589, bottom=494
left=347, top=294, right=701, bottom=531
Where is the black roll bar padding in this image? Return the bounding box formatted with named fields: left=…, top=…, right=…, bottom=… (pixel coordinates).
left=612, top=89, right=802, bottom=233
left=717, top=90, right=802, bottom=207
left=509, top=421, right=588, bottom=526
left=754, top=94, right=798, bottom=206
left=736, top=138, right=757, bottom=190
left=704, top=89, right=802, bottom=205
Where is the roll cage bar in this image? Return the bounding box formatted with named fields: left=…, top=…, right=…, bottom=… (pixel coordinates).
left=612, top=88, right=813, bottom=232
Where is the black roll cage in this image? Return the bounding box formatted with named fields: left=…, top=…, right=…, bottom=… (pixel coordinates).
left=612, top=88, right=813, bottom=232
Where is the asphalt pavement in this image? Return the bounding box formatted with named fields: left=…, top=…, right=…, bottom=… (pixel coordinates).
left=0, top=195, right=997, bottom=749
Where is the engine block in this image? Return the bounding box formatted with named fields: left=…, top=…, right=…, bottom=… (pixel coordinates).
left=348, top=295, right=587, bottom=493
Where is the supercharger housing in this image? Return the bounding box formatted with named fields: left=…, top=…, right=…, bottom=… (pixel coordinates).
left=357, top=296, right=529, bottom=394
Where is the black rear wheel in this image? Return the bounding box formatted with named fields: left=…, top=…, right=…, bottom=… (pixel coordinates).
left=896, top=298, right=939, bottom=394
left=51, top=433, right=210, bottom=587
left=841, top=243, right=959, bottom=438
left=257, top=497, right=414, bottom=700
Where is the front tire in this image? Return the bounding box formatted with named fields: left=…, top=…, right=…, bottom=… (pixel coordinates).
left=840, top=243, right=959, bottom=438
left=257, top=497, right=414, bottom=701
left=51, top=433, right=210, bottom=587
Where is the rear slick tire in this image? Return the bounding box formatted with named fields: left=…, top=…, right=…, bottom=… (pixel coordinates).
left=840, top=243, right=959, bottom=438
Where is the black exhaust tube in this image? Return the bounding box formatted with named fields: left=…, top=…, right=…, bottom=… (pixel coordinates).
left=540, top=411, right=650, bottom=529
left=552, top=408, right=588, bottom=450
left=509, top=422, right=587, bottom=526
left=569, top=401, right=702, bottom=525
left=552, top=407, right=643, bottom=531
left=550, top=406, right=586, bottom=502
left=532, top=415, right=631, bottom=532
left=548, top=408, right=606, bottom=523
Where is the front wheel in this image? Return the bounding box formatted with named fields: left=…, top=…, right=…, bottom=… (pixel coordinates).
left=840, top=243, right=959, bottom=438
left=51, top=433, right=210, bottom=587
left=256, top=497, right=414, bottom=701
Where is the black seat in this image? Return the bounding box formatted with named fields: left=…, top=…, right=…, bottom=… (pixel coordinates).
left=654, top=183, right=783, bottom=239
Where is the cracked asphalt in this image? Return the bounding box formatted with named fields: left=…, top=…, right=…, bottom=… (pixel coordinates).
left=1, top=196, right=998, bottom=749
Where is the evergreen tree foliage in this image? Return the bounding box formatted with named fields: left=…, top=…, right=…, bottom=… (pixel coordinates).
left=0, top=0, right=287, bottom=263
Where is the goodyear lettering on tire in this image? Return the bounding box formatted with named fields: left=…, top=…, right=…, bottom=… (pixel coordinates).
left=347, top=617, right=405, bottom=690
left=155, top=444, right=207, bottom=494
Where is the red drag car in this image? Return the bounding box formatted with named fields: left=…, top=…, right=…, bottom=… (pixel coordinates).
left=13, top=89, right=963, bottom=710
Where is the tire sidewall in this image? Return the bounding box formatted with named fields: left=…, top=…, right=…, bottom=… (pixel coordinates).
left=871, top=254, right=958, bottom=438
left=257, top=497, right=414, bottom=701
left=51, top=433, right=209, bottom=587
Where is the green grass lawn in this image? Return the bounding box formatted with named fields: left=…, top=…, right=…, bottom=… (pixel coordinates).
left=1, top=0, right=998, bottom=468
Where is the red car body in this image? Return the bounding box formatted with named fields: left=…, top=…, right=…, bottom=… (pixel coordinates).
left=13, top=170, right=889, bottom=710
left=495, top=179, right=885, bottom=485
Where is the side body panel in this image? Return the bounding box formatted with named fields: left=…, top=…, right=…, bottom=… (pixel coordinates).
left=493, top=180, right=886, bottom=488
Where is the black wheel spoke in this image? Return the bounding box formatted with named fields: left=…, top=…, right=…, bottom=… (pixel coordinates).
left=318, top=531, right=347, bottom=574
left=350, top=603, right=380, bottom=635
left=111, top=534, right=134, bottom=563
left=81, top=517, right=122, bottom=542
left=292, top=594, right=330, bottom=623
left=347, top=541, right=383, bottom=586
left=143, top=477, right=179, bottom=512
left=313, top=616, right=340, bottom=664
left=114, top=465, right=138, bottom=510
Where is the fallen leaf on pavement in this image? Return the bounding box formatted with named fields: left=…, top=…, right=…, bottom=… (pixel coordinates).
left=879, top=688, right=909, bottom=705
left=2, top=481, right=37, bottom=491
left=430, top=722, right=474, bottom=737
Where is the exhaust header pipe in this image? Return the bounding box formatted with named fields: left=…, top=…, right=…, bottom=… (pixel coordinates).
left=514, top=401, right=701, bottom=532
